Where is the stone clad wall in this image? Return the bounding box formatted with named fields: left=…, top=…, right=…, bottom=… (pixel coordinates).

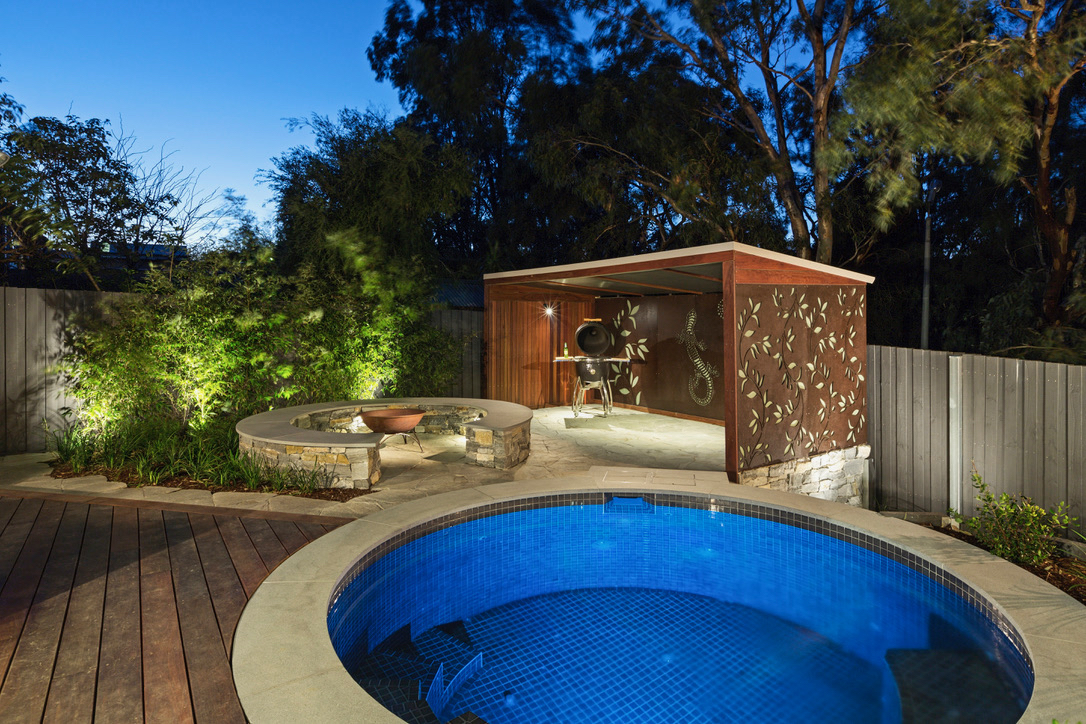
left=737, top=444, right=871, bottom=507
left=237, top=433, right=380, bottom=490
left=236, top=399, right=533, bottom=490
left=466, top=423, right=531, bottom=469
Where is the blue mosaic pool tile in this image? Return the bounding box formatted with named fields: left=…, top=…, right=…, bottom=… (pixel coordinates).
left=328, top=493, right=1033, bottom=723
left=444, top=587, right=882, bottom=723
left=414, top=628, right=477, bottom=673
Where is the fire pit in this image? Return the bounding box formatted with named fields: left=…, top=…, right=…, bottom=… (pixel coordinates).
left=362, top=408, right=426, bottom=452
left=235, top=398, right=533, bottom=489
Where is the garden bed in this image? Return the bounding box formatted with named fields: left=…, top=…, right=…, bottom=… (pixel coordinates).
left=49, top=460, right=373, bottom=502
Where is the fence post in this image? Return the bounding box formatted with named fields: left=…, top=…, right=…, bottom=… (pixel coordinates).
left=948, top=354, right=963, bottom=513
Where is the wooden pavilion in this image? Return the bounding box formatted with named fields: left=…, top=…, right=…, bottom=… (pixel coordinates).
left=483, top=242, right=874, bottom=479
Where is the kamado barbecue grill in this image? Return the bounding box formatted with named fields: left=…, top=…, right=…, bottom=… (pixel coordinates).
left=555, top=321, right=630, bottom=417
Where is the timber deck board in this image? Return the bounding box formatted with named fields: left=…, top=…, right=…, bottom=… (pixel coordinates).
left=0, top=491, right=351, bottom=722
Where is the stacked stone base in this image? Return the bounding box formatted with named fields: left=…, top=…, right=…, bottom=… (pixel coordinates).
left=237, top=434, right=380, bottom=490
left=737, top=444, right=871, bottom=507
left=466, top=423, right=531, bottom=469
left=236, top=398, right=534, bottom=491
left=416, top=406, right=485, bottom=435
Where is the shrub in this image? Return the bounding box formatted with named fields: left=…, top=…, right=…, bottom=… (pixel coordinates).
left=49, top=416, right=335, bottom=491
left=60, top=245, right=462, bottom=432
left=951, top=466, right=1075, bottom=566
left=53, top=241, right=465, bottom=491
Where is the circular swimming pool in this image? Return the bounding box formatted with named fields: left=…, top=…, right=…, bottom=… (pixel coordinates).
left=231, top=479, right=1086, bottom=723
left=326, top=493, right=1031, bottom=723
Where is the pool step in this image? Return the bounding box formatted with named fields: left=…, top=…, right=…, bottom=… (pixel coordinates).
left=373, top=623, right=420, bottom=658
left=436, top=620, right=473, bottom=647
left=359, top=678, right=440, bottom=724
left=356, top=624, right=490, bottom=724
left=415, top=625, right=478, bottom=671
left=447, top=714, right=490, bottom=723
left=885, top=649, right=1023, bottom=723
left=354, top=651, right=438, bottom=685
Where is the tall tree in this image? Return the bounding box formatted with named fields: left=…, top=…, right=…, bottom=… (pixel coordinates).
left=267, top=110, right=471, bottom=308
left=0, top=84, right=53, bottom=284
left=585, top=0, right=882, bottom=263
left=368, top=0, right=582, bottom=270
left=843, top=0, right=1086, bottom=323
left=2, top=113, right=216, bottom=289
left=524, top=36, right=787, bottom=256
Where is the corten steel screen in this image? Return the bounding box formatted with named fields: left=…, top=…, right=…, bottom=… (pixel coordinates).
left=597, top=294, right=726, bottom=420
left=597, top=285, right=867, bottom=469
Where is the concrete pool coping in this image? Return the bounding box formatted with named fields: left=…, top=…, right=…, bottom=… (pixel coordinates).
left=231, top=469, right=1086, bottom=723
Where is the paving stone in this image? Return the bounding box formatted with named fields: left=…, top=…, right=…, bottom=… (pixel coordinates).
left=367, top=488, right=429, bottom=505
left=212, top=491, right=277, bottom=510
left=56, top=479, right=129, bottom=494
left=267, top=495, right=340, bottom=516
left=0, top=407, right=739, bottom=515
left=157, top=489, right=215, bottom=506
left=331, top=499, right=386, bottom=517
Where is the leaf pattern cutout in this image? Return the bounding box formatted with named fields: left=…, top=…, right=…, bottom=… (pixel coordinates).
left=737, top=285, right=867, bottom=469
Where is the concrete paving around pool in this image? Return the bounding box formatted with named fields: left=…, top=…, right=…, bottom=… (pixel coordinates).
left=0, top=407, right=728, bottom=518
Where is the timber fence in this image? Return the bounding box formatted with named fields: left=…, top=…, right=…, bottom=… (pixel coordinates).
left=1, top=287, right=484, bottom=455
left=430, top=307, right=484, bottom=399
left=867, top=345, right=1086, bottom=526
left=1, top=287, right=120, bottom=455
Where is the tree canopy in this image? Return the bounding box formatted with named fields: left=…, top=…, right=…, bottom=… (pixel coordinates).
left=267, top=109, right=472, bottom=309
left=3, top=1, right=1084, bottom=361
left=842, top=0, right=1085, bottom=328
left=1, top=101, right=217, bottom=290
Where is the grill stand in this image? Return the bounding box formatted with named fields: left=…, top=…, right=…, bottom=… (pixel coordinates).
left=572, top=372, right=613, bottom=417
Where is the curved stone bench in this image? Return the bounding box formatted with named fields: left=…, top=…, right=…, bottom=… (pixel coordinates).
left=236, top=398, right=533, bottom=489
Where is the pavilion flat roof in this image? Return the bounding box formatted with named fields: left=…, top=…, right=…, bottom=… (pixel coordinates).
left=483, top=242, right=874, bottom=298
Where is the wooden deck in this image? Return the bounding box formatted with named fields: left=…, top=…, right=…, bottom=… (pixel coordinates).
left=0, top=489, right=352, bottom=723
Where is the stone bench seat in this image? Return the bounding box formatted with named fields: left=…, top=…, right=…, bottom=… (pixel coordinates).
left=236, top=397, right=532, bottom=489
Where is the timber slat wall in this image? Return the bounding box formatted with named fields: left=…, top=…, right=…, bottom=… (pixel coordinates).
left=484, top=296, right=592, bottom=408
left=1, top=288, right=484, bottom=455
left=867, top=345, right=1086, bottom=525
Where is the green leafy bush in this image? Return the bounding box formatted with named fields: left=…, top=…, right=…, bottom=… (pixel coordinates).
left=951, top=467, right=1075, bottom=566
left=55, top=241, right=464, bottom=489
left=61, top=245, right=461, bottom=432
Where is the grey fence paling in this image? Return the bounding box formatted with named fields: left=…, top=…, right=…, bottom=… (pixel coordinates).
left=1, top=286, right=485, bottom=455
left=867, top=345, right=1086, bottom=525
left=1, top=287, right=121, bottom=455
left=430, top=307, right=483, bottom=399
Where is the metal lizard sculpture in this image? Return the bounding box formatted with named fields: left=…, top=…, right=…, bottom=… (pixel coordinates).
left=677, top=309, right=719, bottom=406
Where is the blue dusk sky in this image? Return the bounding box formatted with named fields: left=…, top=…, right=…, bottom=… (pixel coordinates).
left=3, top=0, right=404, bottom=224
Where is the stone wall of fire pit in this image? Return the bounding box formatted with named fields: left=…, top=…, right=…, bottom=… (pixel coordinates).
left=235, top=398, right=533, bottom=489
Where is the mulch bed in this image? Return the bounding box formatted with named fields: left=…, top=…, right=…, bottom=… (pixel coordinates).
left=924, top=523, right=1086, bottom=607
left=49, top=462, right=373, bottom=503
